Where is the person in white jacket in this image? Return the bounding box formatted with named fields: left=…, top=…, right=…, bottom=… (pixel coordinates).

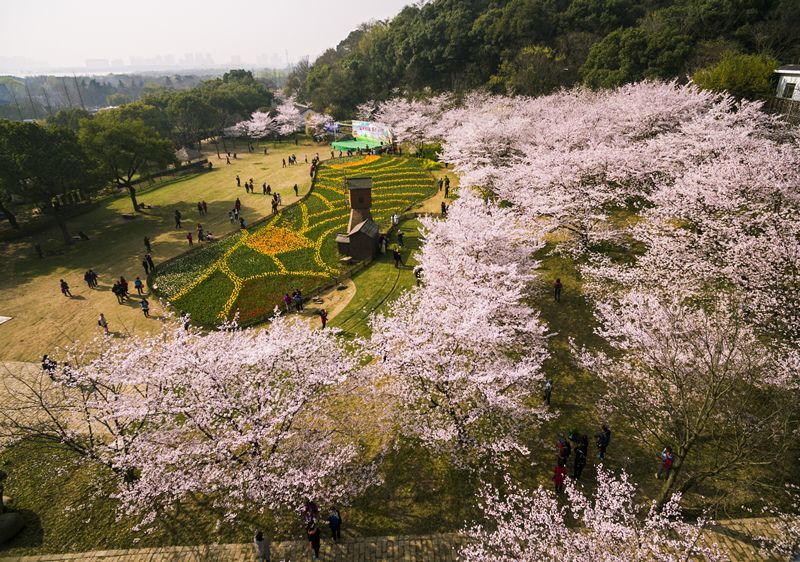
left=254, top=531, right=271, bottom=562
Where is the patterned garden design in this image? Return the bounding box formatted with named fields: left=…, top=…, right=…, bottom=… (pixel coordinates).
left=153, top=156, right=436, bottom=324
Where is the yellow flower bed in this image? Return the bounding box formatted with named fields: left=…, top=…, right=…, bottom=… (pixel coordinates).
left=330, top=155, right=380, bottom=169
left=245, top=227, right=313, bottom=256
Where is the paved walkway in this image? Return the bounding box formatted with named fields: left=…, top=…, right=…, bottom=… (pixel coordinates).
left=0, top=520, right=795, bottom=561
left=0, top=534, right=468, bottom=562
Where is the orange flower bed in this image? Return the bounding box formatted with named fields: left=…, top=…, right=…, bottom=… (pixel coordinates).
left=330, top=155, right=379, bottom=169
left=245, top=227, right=313, bottom=256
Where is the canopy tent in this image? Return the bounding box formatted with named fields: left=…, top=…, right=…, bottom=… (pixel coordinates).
left=331, top=139, right=385, bottom=151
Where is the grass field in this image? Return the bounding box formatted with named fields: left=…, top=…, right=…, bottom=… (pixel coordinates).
left=152, top=155, right=436, bottom=325
left=0, top=140, right=319, bottom=361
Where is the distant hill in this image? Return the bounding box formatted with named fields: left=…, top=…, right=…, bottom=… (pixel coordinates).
left=287, top=0, right=800, bottom=117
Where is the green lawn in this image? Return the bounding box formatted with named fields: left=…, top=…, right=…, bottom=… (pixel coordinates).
left=152, top=156, right=436, bottom=326
left=330, top=217, right=423, bottom=338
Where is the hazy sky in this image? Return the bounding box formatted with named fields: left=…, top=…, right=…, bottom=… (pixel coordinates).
left=0, top=0, right=412, bottom=72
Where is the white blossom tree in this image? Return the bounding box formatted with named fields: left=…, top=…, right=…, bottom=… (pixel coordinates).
left=0, top=315, right=379, bottom=522
left=275, top=96, right=304, bottom=137
left=576, top=292, right=798, bottom=506
left=368, top=192, right=551, bottom=465
left=461, top=467, right=724, bottom=562
left=305, top=111, right=334, bottom=137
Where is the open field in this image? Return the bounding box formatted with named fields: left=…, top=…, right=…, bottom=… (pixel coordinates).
left=0, top=140, right=319, bottom=361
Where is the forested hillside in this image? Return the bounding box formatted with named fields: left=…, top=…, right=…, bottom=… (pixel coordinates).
left=287, top=0, right=800, bottom=117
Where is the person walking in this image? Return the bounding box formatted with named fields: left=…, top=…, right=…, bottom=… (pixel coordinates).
left=293, top=291, right=304, bottom=312
left=557, top=433, right=571, bottom=463
left=573, top=434, right=588, bottom=480
left=112, top=282, right=123, bottom=304
left=283, top=293, right=293, bottom=313
left=393, top=248, right=402, bottom=268
left=229, top=210, right=234, bottom=224
left=197, top=201, right=203, bottom=215
left=174, top=210, right=182, bottom=229
left=84, top=270, right=94, bottom=289
left=187, top=232, right=193, bottom=246
left=657, top=446, right=674, bottom=480
left=146, top=254, right=155, bottom=272
left=327, top=508, right=342, bottom=543
left=553, top=459, right=567, bottom=493
left=235, top=198, right=241, bottom=212
left=119, top=276, right=129, bottom=299
left=140, top=297, right=150, bottom=318
left=543, top=379, right=553, bottom=406
left=319, top=309, right=328, bottom=329
left=98, top=313, right=109, bottom=334
left=202, top=200, right=208, bottom=215
left=553, top=278, right=563, bottom=302
left=144, top=236, right=152, bottom=253
left=60, top=279, right=72, bottom=297
left=134, top=276, right=144, bottom=296
left=142, top=257, right=150, bottom=275
left=438, top=178, right=443, bottom=191
left=197, top=223, right=204, bottom=242
left=294, top=184, right=298, bottom=196
left=596, top=425, right=611, bottom=460
left=254, top=531, right=271, bottom=562
left=444, top=175, right=450, bottom=191
left=397, top=231, right=404, bottom=247
left=445, top=183, right=450, bottom=197
left=413, top=265, right=423, bottom=286
left=236, top=175, right=241, bottom=187
left=307, top=522, right=321, bottom=560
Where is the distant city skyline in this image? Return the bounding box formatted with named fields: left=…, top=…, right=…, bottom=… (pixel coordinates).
left=0, top=0, right=411, bottom=74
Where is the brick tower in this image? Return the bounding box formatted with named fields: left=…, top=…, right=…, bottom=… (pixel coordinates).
left=346, top=177, right=374, bottom=232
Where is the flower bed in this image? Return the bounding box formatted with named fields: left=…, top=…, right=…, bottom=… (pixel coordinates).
left=151, top=156, right=435, bottom=325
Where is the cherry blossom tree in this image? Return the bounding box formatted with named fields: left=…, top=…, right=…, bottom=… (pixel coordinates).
left=461, top=467, right=724, bottom=562
left=368, top=192, right=551, bottom=465
left=305, top=111, right=334, bottom=137
left=275, top=96, right=304, bottom=137
left=576, top=292, right=798, bottom=506
left=356, top=100, right=378, bottom=121
left=0, top=315, right=379, bottom=522
left=374, top=93, right=452, bottom=150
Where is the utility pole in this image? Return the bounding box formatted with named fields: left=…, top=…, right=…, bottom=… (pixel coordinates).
left=61, top=76, right=73, bottom=108
left=72, top=74, right=86, bottom=110
left=25, top=83, right=39, bottom=119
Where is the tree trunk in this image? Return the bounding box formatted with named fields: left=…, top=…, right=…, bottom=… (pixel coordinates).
left=221, top=135, right=228, bottom=154
left=214, top=139, right=221, bottom=158
left=0, top=200, right=19, bottom=229
left=126, top=184, right=140, bottom=212
left=53, top=207, right=73, bottom=245
left=656, top=458, right=683, bottom=508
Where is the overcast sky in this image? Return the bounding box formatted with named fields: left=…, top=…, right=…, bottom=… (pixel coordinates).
left=0, top=0, right=411, bottom=73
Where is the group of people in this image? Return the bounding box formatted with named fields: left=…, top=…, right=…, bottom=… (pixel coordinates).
left=282, top=154, right=303, bottom=167
left=298, top=499, right=342, bottom=560
left=553, top=425, right=612, bottom=492
left=437, top=175, right=451, bottom=197
left=141, top=252, right=156, bottom=275
left=196, top=200, right=209, bottom=215
left=282, top=289, right=305, bottom=313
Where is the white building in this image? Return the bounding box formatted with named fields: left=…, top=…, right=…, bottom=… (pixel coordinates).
left=774, top=65, right=800, bottom=100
